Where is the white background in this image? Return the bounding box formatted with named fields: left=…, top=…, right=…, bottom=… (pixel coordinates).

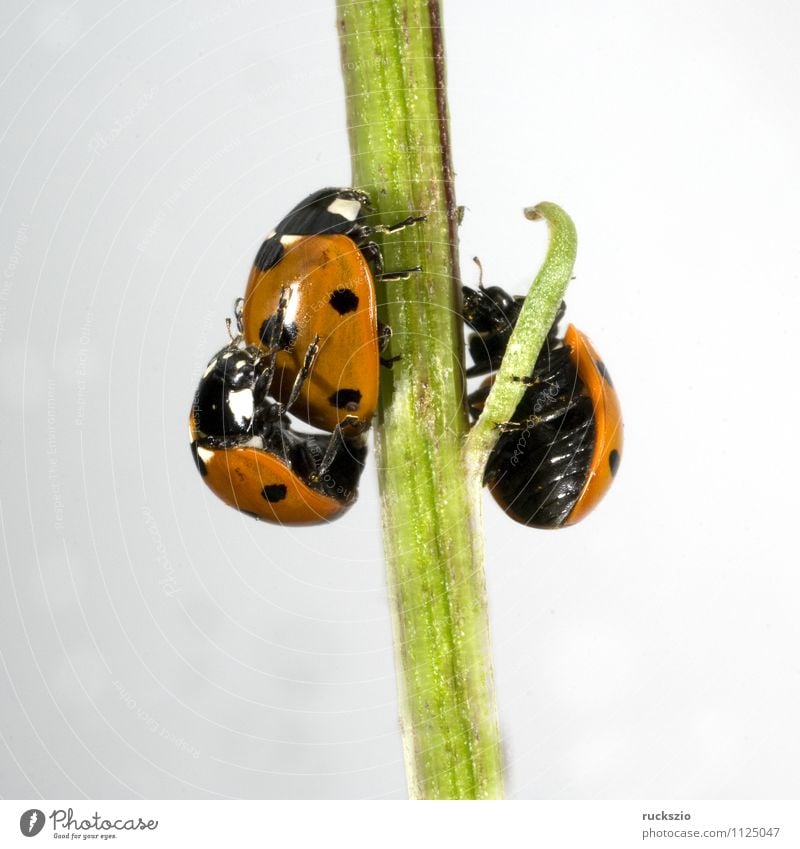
left=1, top=0, right=798, bottom=800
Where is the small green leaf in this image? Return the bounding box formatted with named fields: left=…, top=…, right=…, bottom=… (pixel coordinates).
left=464, top=202, right=578, bottom=489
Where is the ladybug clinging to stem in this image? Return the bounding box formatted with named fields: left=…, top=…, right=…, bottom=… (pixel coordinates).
left=463, top=261, right=623, bottom=529
left=238, top=187, right=426, bottom=435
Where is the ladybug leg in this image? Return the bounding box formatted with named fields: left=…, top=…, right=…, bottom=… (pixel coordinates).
left=281, top=335, right=320, bottom=411
left=264, top=287, right=293, bottom=361
left=354, top=213, right=426, bottom=242
left=252, top=287, right=293, bottom=401
left=253, top=357, right=278, bottom=416
left=377, top=322, right=402, bottom=368
left=377, top=322, right=392, bottom=351
left=493, top=420, right=527, bottom=433
left=359, top=241, right=384, bottom=276
left=374, top=213, right=428, bottom=235
left=375, top=312, right=404, bottom=367
left=372, top=213, right=427, bottom=234
left=258, top=286, right=292, bottom=353
left=512, top=374, right=561, bottom=391
left=353, top=214, right=427, bottom=270
left=492, top=395, right=582, bottom=432
left=376, top=266, right=422, bottom=282
left=309, top=416, right=363, bottom=483
left=359, top=242, right=423, bottom=281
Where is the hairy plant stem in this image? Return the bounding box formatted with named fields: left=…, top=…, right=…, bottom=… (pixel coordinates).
left=337, top=0, right=577, bottom=800
left=337, top=0, right=503, bottom=799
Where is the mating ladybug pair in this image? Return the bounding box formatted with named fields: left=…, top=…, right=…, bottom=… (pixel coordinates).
left=189, top=188, right=423, bottom=524
left=190, top=187, right=623, bottom=528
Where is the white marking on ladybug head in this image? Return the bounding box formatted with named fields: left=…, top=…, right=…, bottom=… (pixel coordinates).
left=244, top=435, right=264, bottom=450
left=279, top=234, right=302, bottom=248
left=203, top=358, right=218, bottom=378
left=227, top=388, right=254, bottom=426
left=327, top=197, right=361, bottom=221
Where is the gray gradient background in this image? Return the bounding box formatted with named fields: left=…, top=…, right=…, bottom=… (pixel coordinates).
left=1, top=0, right=799, bottom=799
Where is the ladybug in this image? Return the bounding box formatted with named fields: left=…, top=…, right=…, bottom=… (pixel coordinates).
left=239, top=187, right=424, bottom=434
left=463, top=280, right=623, bottom=529
left=189, top=328, right=367, bottom=525
left=461, top=269, right=525, bottom=378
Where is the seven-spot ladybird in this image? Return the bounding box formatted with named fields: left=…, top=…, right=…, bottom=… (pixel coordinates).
left=239, top=187, right=423, bottom=433
left=464, top=282, right=623, bottom=528
left=189, top=334, right=367, bottom=525
left=190, top=189, right=622, bottom=530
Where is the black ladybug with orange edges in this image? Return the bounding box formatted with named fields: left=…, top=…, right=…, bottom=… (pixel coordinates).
left=238, top=188, right=424, bottom=434
left=463, top=278, right=623, bottom=529
left=189, top=307, right=367, bottom=525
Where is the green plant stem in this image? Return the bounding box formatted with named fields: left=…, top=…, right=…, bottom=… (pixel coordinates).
left=337, top=0, right=503, bottom=799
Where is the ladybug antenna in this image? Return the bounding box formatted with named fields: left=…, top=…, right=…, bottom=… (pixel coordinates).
left=472, top=256, right=485, bottom=289
left=225, top=317, right=235, bottom=341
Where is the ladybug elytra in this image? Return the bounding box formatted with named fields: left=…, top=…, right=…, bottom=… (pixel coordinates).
left=240, top=187, right=424, bottom=433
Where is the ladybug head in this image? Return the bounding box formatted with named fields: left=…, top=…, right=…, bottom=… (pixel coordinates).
left=192, top=340, right=275, bottom=444
left=461, top=285, right=521, bottom=334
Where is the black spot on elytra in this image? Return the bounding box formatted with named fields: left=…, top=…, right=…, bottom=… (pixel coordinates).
left=329, top=288, right=359, bottom=314
left=596, top=359, right=614, bottom=387
left=254, top=237, right=284, bottom=271
left=282, top=322, right=299, bottom=348
left=190, top=441, right=207, bottom=477
left=609, top=448, right=620, bottom=477
left=262, top=484, right=288, bottom=503
left=259, top=318, right=298, bottom=350
left=328, top=388, right=362, bottom=410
